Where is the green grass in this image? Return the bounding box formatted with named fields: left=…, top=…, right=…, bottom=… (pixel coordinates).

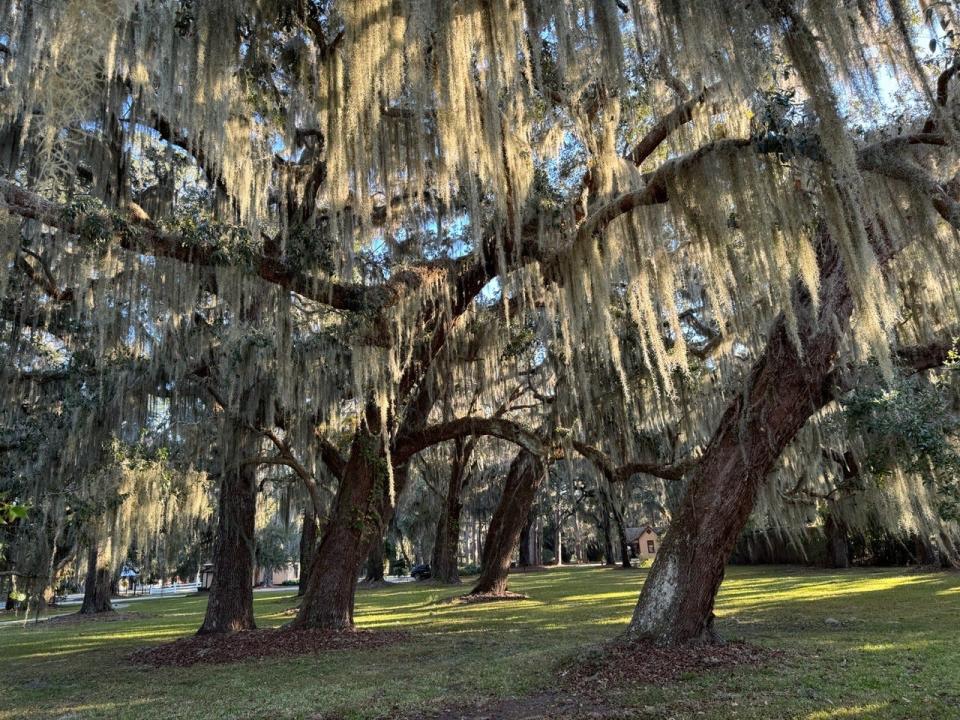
left=1, top=565, right=958, bottom=719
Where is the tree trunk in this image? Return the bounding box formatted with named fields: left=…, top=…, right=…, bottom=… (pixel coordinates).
left=554, top=499, right=563, bottom=566
left=938, top=531, right=960, bottom=569
left=573, top=509, right=583, bottom=563
left=470, top=450, right=544, bottom=595
left=197, top=445, right=258, bottom=634
left=518, top=513, right=534, bottom=567
left=293, top=426, right=403, bottom=630
left=629, top=230, right=853, bottom=645
left=297, top=506, right=318, bottom=596
left=364, top=537, right=386, bottom=582
left=431, top=438, right=468, bottom=583
left=79, top=546, right=113, bottom=615
left=600, top=505, right=616, bottom=566
left=610, top=503, right=632, bottom=569
left=824, top=510, right=850, bottom=569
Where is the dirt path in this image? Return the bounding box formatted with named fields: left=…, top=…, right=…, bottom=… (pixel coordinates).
left=377, top=691, right=623, bottom=720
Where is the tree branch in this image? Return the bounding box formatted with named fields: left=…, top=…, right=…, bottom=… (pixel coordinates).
left=392, top=416, right=546, bottom=463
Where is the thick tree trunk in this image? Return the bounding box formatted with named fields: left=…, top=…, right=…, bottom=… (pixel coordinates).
left=79, top=546, right=113, bottom=615
left=629, top=232, right=853, bottom=645
left=197, top=444, right=258, bottom=634
left=293, top=427, right=403, bottom=630
left=824, top=511, right=850, bottom=569
left=431, top=439, right=468, bottom=583
left=297, top=506, right=318, bottom=596
left=470, top=450, right=544, bottom=595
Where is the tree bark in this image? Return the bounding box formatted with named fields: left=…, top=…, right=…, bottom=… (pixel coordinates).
left=598, top=501, right=616, bottom=566
left=824, top=510, right=850, bottom=569
left=600, top=484, right=633, bottom=570
left=364, top=536, right=386, bottom=582
left=610, top=501, right=632, bottom=569
left=518, top=513, right=535, bottom=567
left=470, top=450, right=544, bottom=595
left=197, top=430, right=258, bottom=635
left=431, top=438, right=470, bottom=583
left=297, top=506, right=318, bottom=596
left=79, top=546, right=113, bottom=614
left=554, top=498, right=563, bottom=566
left=293, top=425, right=404, bottom=630
left=629, top=230, right=853, bottom=645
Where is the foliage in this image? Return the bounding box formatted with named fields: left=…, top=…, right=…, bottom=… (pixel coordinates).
left=841, top=372, right=960, bottom=522
left=0, top=496, right=27, bottom=525
left=255, top=523, right=296, bottom=580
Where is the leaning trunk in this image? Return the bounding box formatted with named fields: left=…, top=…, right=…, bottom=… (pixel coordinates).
left=197, top=448, right=258, bottom=634
left=629, top=231, right=852, bottom=645
left=470, top=450, right=544, bottom=595
left=431, top=439, right=468, bottom=583
left=293, top=426, right=404, bottom=630
left=79, top=546, right=113, bottom=615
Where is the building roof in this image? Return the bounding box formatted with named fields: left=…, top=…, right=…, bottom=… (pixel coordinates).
left=624, top=526, right=656, bottom=543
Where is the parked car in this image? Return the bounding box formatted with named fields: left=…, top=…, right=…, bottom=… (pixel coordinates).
left=410, top=563, right=431, bottom=580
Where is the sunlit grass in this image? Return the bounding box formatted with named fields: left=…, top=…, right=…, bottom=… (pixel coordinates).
left=0, top=565, right=958, bottom=719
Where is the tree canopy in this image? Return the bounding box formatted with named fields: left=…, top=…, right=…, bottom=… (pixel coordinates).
left=1, top=0, right=959, bottom=643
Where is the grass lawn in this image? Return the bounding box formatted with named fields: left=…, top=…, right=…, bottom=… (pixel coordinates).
left=0, top=565, right=958, bottom=719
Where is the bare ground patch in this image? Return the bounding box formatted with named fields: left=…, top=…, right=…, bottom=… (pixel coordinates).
left=130, top=627, right=408, bottom=667
left=562, top=638, right=782, bottom=687
left=369, top=691, right=618, bottom=720
left=450, top=591, right=530, bottom=604
left=384, top=639, right=782, bottom=720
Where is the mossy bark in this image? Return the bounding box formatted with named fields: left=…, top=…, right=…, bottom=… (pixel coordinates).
left=629, top=230, right=852, bottom=645
left=470, top=450, right=544, bottom=595
left=197, top=415, right=261, bottom=635
left=431, top=438, right=469, bottom=584
left=197, top=459, right=257, bottom=634
left=293, top=426, right=395, bottom=630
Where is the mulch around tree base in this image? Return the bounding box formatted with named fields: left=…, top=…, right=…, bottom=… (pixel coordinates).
left=386, top=639, right=781, bottom=720
left=451, top=591, right=529, bottom=604
left=562, top=638, right=782, bottom=687
left=130, top=627, right=408, bottom=667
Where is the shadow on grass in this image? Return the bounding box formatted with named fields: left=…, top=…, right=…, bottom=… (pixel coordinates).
left=1, top=565, right=958, bottom=720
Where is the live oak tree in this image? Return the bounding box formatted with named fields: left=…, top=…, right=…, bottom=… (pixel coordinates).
left=2, top=0, right=960, bottom=646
